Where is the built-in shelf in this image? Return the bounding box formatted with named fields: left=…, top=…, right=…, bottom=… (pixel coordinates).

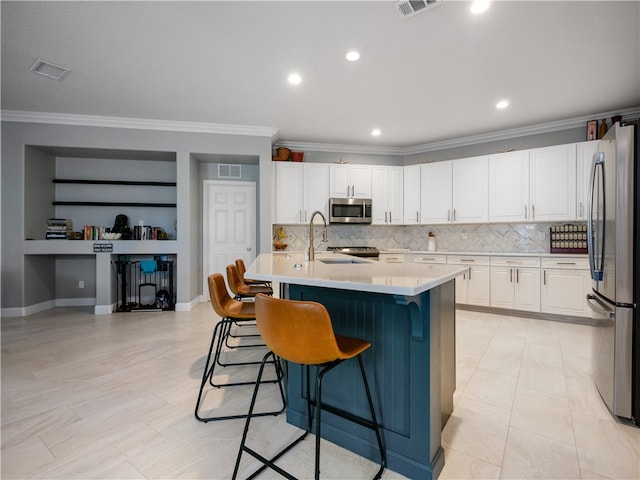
left=52, top=201, right=176, bottom=207
left=52, top=179, right=177, bottom=187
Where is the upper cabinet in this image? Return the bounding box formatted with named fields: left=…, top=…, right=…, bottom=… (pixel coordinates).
left=275, top=162, right=329, bottom=224
left=403, top=164, right=421, bottom=224
left=489, top=144, right=577, bottom=222
left=488, top=151, right=530, bottom=222
left=420, top=161, right=452, bottom=224
left=576, top=140, right=599, bottom=220
left=372, top=166, right=403, bottom=224
left=529, top=143, right=576, bottom=221
left=420, top=156, right=488, bottom=224
left=329, top=164, right=372, bottom=198
left=452, top=155, right=489, bottom=223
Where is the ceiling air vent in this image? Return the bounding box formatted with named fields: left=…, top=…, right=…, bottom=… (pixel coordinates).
left=394, top=0, right=442, bottom=18
left=30, top=58, right=71, bottom=80
left=218, top=164, right=241, bottom=179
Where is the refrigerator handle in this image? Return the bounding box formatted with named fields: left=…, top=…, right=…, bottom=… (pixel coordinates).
left=586, top=293, right=615, bottom=319
left=587, top=151, right=605, bottom=282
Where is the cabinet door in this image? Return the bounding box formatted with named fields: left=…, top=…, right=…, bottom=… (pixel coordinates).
left=351, top=165, right=372, bottom=198
left=455, top=274, right=468, bottom=304
left=386, top=166, right=403, bottom=224
left=514, top=267, right=541, bottom=312
left=329, top=164, right=350, bottom=197
left=275, top=163, right=303, bottom=223
left=371, top=167, right=388, bottom=224
left=576, top=140, right=599, bottom=220
left=490, top=266, right=515, bottom=308
left=529, top=144, right=577, bottom=221
left=403, top=165, right=421, bottom=224
left=541, top=268, right=590, bottom=316
left=303, top=163, right=330, bottom=223
left=488, top=151, right=529, bottom=222
left=467, top=265, right=491, bottom=306
left=372, top=166, right=403, bottom=225
left=421, top=161, right=452, bottom=224
left=452, top=156, right=488, bottom=223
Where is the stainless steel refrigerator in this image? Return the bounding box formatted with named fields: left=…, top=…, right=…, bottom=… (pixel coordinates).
left=587, top=121, right=639, bottom=424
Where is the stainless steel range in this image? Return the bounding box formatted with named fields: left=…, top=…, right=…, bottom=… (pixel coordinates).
left=326, top=246, right=379, bottom=258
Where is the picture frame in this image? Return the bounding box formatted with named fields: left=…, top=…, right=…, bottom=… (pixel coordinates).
left=587, top=120, right=598, bottom=141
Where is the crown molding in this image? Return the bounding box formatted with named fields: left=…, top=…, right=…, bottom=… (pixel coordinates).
left=276, top=106, right=640, bottom=156
left=0, top=110, right=279, bottom=138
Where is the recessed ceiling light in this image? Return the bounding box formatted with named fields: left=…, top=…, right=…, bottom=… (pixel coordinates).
left=30, top=58, right=71, bottom=80
left=470, top=0, right=490, bottom=14
left=346, top=51, right=360, bottom=62
left=371, top=128, right=381, bottom=136
left=288, top=73, right=302, bottom=85
left=496, top=100, right=510, bottom=109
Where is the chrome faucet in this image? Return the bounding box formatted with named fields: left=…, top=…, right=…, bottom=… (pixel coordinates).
left=308, top=210, right=328, bottom=261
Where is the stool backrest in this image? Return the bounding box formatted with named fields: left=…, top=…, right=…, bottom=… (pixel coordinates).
left=226, top=264, right=248, bottom=297
left=254, top=294, right=344, bottom=365
left=235, top=258, right=248, bottom=282
left=208, top=273, right=236, bottom=318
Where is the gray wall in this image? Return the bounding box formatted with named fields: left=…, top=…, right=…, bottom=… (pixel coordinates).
left=1, top=120, right=273, bottom=311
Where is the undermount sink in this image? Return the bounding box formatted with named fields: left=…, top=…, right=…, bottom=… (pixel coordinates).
left=317, top=257, right=368, bottom=264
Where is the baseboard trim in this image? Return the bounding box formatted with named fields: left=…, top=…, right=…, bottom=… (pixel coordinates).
left=456, top=304, right=594, bottom=325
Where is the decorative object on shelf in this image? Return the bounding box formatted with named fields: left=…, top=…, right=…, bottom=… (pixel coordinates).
left=290, top=151, right=304, bottom=162
left=101, top=232, right=122, bottom=240
left=550, top=223, right=587, bottom=254
left=586, top=120, right=597, bottom=141
left=112, top=214, right=132, bottom=240
left=45, top=218, right=72, bottom=239
left=272, top=147, right=291, bottom=161
left=599, top=118, right=608, bottom=139
left=611, top=115, right=622, bottom=125
left=93, top=240, right=114, bottom=253
left=273, top=226, right=288, bottom=250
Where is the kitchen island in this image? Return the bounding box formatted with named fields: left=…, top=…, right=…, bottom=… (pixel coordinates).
left=246, top=252, right=467, bottom=479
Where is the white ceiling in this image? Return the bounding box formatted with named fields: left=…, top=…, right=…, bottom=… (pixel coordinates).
left=2, top=1, right=639, bottom=149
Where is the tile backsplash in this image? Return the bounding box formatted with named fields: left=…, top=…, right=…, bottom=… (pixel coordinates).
left=273, top=222, right=586, bottom=254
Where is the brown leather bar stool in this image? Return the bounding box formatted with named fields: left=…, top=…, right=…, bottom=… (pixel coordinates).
left=232, top=294, right=386, bottom=480
left=226, top=264, right=273, bottom=300
left=236, top=258, right=271, bottom=287
left=194, top=274, right=285, bottom=423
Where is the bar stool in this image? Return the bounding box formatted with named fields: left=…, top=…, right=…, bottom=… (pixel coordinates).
left=232, top=294, right=386, bottom=480
left=227, top=264, right=273, bottom=300
left=236, top=258, right=271, bottom=287
left=194, top=274, right=285, bottom=423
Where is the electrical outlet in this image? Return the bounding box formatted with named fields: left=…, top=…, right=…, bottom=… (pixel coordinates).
left=462, top=233, right=468, bottom=240
left=78, top=280, right=85, bottom=289
left=538, top=232, right=546, bottom=240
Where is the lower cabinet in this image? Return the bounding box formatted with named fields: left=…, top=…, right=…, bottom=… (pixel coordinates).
left=541, top=257, right=591, bottom=316
left=490, top=257, right=541, bottom=312
left=447, top=255, right=491, bottom=306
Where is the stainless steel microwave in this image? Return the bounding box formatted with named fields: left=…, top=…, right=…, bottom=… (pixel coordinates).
left=329, top=198, right=372, bottom=224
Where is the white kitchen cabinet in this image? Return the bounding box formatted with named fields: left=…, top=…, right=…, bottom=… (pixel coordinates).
left=447, top=255, right=490, bottom=306
left=275, top=162, right=329, bottom=224
left=372, top=166, right=403, bottom=224
left=529, top=144, right=577, bottom=221
left=541, top=257, right=590, bottom=317
left=329, top=164, right=372, bottom=198
left=488, top=151, right=530, bottom=222
left=420, top=161, right=452, bottom=224
left=490, top=256, right=540, bottom=312
left=452, top=156, right=489, bottom=223
left=403, top=164, right=421, bottom=224
left=576, top=140, right=599, bottom=220
left=409, top=253, right=447, bottom=264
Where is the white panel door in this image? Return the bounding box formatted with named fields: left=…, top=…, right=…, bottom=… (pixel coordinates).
left=529, top=144, right=577, bottom=221
left=421, top=161, right=452, bottom=224
left=203, top=180, right=256, bottom=300
left=452, top=155, right=489, bottom=223
left=488, top=151, right=530, bottom=222
left=576, top=140, right=599, bottom=220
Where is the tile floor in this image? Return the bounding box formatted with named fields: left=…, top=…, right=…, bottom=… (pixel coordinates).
left=1, top=304, right=638, bottom=479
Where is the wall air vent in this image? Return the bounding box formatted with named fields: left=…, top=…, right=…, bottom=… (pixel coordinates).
left=394, top=0, right=442, bottom=18
left=218, top=164, right=241, bottom=179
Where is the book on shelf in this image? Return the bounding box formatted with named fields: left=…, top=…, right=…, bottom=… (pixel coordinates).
left=46, top=218, right=72, bottom=239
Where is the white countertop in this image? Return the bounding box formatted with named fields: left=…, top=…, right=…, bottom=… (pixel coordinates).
left=247, top=252, right=467, bottom=296
left=377, top=250, right=588, bottom=258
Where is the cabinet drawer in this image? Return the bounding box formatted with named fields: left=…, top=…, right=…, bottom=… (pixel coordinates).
left=490, top=256, right=540, bottom=268
left=379, top=253, right=405, bottom=263
left=411, top=254, right=447, bottom=264
left=541, top=257, right=589, bottom=270
left=447, top=255, right=490, bottom=266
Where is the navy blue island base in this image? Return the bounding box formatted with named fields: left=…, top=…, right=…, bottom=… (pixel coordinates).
left=282, top=280, right=456, bottom=479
